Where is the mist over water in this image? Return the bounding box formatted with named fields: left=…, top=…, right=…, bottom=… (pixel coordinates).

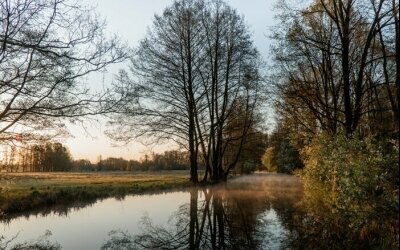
left=228, top=172, right=303, bottom=189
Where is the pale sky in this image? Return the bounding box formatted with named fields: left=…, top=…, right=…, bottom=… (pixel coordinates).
left=65, top=0, right=277, bottom=162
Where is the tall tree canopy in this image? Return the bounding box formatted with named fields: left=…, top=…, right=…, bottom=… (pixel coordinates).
left=271, top=0, right=398, bottom=138
left=108, top=0, right=264, bottom=182
left=0, top=0, right=129, bottom=143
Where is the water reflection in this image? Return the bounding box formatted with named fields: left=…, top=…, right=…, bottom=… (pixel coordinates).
left=0, top=230, right=61, bottom=250
left=3, top=174, right=389, bottom=249
left=102, top=174, right=304, bottom=250
left=1, top=199, right=98, bottom=224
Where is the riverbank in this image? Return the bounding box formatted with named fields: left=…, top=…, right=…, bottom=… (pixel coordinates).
left=0, top=171, right=192, bottom=217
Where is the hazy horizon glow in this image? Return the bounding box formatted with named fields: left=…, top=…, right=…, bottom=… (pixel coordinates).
left=64, top=0, right=277, bottom=163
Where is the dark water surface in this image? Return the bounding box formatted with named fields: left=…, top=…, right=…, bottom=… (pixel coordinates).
left=1, top=174, right=306, bottom=249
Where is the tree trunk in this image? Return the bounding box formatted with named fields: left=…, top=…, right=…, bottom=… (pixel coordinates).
left=341, top=9, right=353, bottom=136
left=394, top=0, right=400, bottom=134
left=189, top=189, right=198, bottom=249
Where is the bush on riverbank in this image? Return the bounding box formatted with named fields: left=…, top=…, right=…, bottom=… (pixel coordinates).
left=301, top=133, right=399, bottom=247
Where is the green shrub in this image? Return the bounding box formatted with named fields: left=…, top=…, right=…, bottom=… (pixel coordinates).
left=301, top=133, right=399, bottom=247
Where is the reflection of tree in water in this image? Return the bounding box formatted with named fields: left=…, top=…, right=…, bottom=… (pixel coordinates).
left=102, top=176, right=304, bottom=250
left=0, top=230, right=61, bottom=250
left=279, top=197, right=399, bottom=249
left=183, top=188, right=267, bottom=249
left=102, top=189, right=268, bottom=249
left=102, top=174, right=394, bottom=249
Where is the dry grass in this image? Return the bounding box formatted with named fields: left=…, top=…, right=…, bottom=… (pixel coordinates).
left=0, top=171, right=191, bottom=216
left=1, top=171, right=188, bottom=190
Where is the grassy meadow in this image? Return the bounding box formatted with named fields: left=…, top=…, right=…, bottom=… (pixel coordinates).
left=0, top=171, right=191, bottom=216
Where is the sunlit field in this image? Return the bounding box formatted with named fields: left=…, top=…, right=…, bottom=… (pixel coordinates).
left=0, top=171, right=191, bottom=216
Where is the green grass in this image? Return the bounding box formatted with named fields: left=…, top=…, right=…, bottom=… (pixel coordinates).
left=0, top=171, right=192, bottom=216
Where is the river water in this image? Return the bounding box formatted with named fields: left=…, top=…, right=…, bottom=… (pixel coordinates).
left=1, top=174, right=306, bottom=249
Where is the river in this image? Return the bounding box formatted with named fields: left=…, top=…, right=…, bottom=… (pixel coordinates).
left=0, top=174, right=314, bottom=249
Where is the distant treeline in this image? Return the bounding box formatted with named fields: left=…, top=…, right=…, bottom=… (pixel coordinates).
left=1, top=143, right=73, bottom=172
left=90, top=150, right=190, bottom=172
left=0, top=143, right=190, bottom=172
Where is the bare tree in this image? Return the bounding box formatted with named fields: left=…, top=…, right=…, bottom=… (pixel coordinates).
left=108, top=0, right=205, bottom=182
left=0, top=0, right=129, bottom=144
left=196, top=1, right=263, bottom=182
left=108, top=0, right=263, bottom=183
left=272, top=0, right=398, bottom=137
